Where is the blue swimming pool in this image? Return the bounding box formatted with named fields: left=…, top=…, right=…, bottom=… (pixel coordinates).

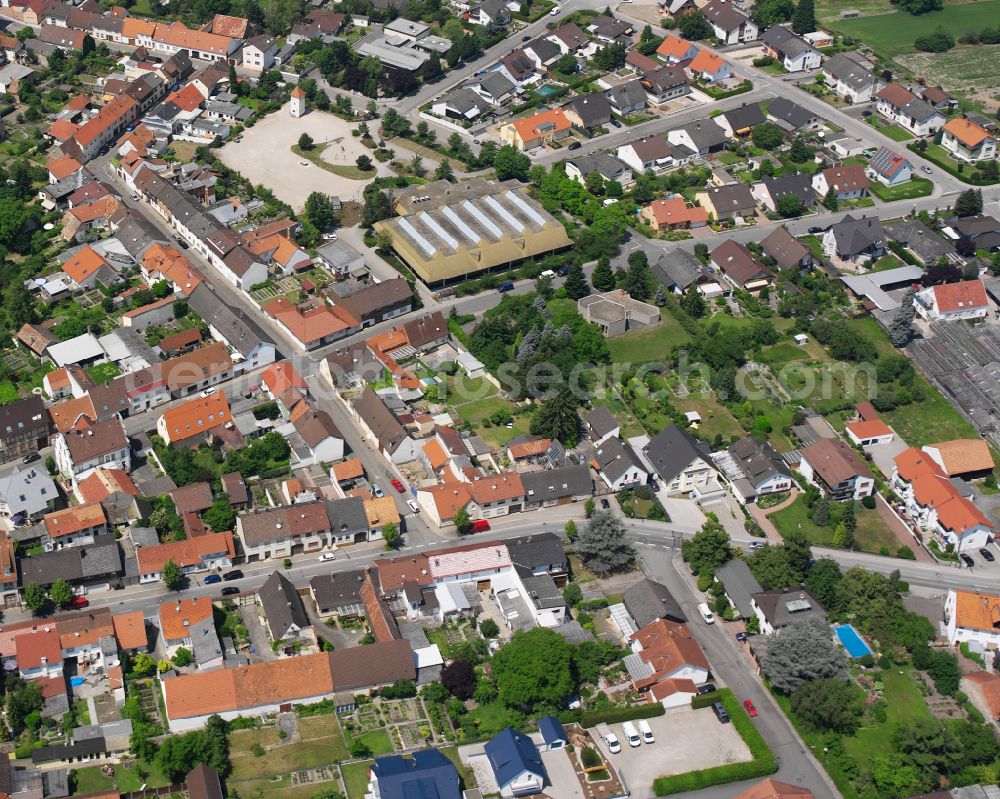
left=70, top=677, right=85, bottom=686
left=536, top=85, right=559, bottom=96
left=836, top=624, right=873, bottom=658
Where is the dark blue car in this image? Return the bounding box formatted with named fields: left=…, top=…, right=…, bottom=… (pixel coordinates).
left=204, top=574, right=222, bottom=584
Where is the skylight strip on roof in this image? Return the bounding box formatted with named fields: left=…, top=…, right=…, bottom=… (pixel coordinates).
left=419, top=211, right=458, bottom=250
left=484, top=196, right=524, bottom=233
left=462, top=199, right=503, bottom=239
left=441, top=206, right=478, bottom=243
left=397, top=217, right=435, bottom=258
left=504, top=190, right=546, bottom=227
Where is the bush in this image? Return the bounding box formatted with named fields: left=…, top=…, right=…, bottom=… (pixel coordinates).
left=696, top=572, right=713, bottom=592
left=878, top=654, right=892, bottom=669
left=861, top=495, right=876, bottom=509
left=897, top=546, right=916, bottom=560
left=561, top=703, right=665, bottom=727
left=691, top=691, right=722, bottom=709
left=581, top=747, right=602, bottom=768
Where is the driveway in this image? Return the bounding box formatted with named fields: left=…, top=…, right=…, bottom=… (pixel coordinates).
left=217, top=103, right=381, bottom=209
left=864, top=437, right=909, bottom=479
left=590, top=710, right=750, bottom=795
left=240, top=603, right=278, bottom=661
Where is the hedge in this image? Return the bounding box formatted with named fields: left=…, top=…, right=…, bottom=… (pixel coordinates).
left=560, top=703, right=666, bottom=727
left=690, top=691, right=722, bottom=709
left=653, top=690, right=777, bottom=796
left=906, top=142, right=1000, bottom=186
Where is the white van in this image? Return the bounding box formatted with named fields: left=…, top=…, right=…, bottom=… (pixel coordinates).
left=605, top=732, right=621, bottom=754
left=622, top=721, right=641, bottom=748
left=406, top=499, right=419, bottom=513
left=638, top=719, right=654, bottom=744
left=698, top=603, right=716, bottom=624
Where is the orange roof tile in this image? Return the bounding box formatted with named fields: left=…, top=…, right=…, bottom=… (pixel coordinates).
left=509, top=108, right=572, bottom=142
left=732, top=780, right=815, bottom=799
left=122, top=17, right=157, bottom=38
left=76, top=468, right=139, bottom=504
left=845, top=419, right=893, bottom=440
left=374, top=552, right=432, bottom=591
left=65, top=94, right=90, bottom=111
left=943, top=117, right=992, bottom=149
left=467, top=472, right=524, bottom=505
left=261, top=361, right=308, bottom=397
left=364, top=497, right=400, bottom=528
left=953, top=591, right=1000, bottom=634
left=631, top=619, right=708, bottom=688
left=964, top=671, right=1000, bottom=718
left=689, top=49, right=725, bottom=74
left=47, top=119, right=79, bottom=142
left=508, top=438, right=552, bottom=459
left=63, top=246, right=109, bottom=285
left=645, top=197, right=709, bottom=227
left=209, top=13, right=249, bottom=37
left=264, top=299, right=358, bottom=345
left=159, top=392, right=231, bottom=443
left=43, top=502, right=106, bottom=538
left=137, top=531, right=235, bottom=575
left=656, top=34, right=696, bottom=59
left=50, top=397, right=97, bottom=434
left=48, top=156, right=82, bottom=180
left=926, top=439, right=993, bottom=476
left=332, top=458, right=364, bottom=482
left=113, top=610, right=148, bottom=650
left=423, top=438, right=450, bottom=471
left=158, top=596, right=214, bottom=642
left=649, top=676, right=697, bottom=701
left=936, top=494, right=990, bottom=536
left=165, top=82, right=204, bottom=113
left=929, top=280, right=988, bottom=313
left=16, top=627, right=61, bottom=671
left=44, top=366, right=71, bottom=391
left=56, top=607, right=115, bottom=650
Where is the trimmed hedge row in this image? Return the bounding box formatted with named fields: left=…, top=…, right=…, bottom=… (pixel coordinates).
left=560, top=702, right=666, bottom=728
left=690, top=691, right=722, bottom=709
left=653, top=690, right=777, bottom=796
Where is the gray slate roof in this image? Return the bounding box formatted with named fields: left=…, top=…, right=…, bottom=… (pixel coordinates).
left=642, top=424, right=711, bottom=483
left=623, top=578, right=686, bottom=628
left=259, top=570, right=310, bottom=641
left=507, top=532, right=566, bottom=571
left=715, top=559, right=763, bottom=619
left=651, top=248, right=705, bottom=291
left=520, top=464, right=592, bottom=502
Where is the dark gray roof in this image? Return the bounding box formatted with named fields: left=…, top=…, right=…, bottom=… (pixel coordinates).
left=562, top=92, right=612, bottom=127
left=371, top=750, right=460, bottom=799
left=715, top=559, right=762, bottom=618
left=20, top=535, right=122, bottom=585
left=752, top=587, right=826, bottom=628
left=831, top=214, right=885, bottom=257
left=642, top=424, right=711, bottom=483
left=884, top=219, right=956, bottom=264
left=728, top=436, right=791, bottom=486
left=593, top=437, right=645, bottom=483
left=760, top=226, right=811, bottom=269
left=189, top=615, right=223, bottom=666
left=525, top=37, right=559, bottom=63
left=326, top=496, right=370, bottom=534
left=760, top=25, right=818, bottom=59
left=823, top=52, right=877, bottom=91
left=605, top=78, right=646, bottom=110
left=440, top=87, right=490, bottom=116
left=310, top=569, right=365, bottom=611
left=623, top=578, right=686, bottom=627
left=569, top=151, right=630, bottom=180
left=767, top=97, right=815, bottom=130
left=679, top=119, right=727, bottom=150
left=507, top=532, right=566, bottom=571
left=520, top=464, right=592, bottom=502
left=259, top=570, right=310, bottom=641
left=723, top=102, right=765, bottom=132
left=587, top=406, right=619, bottom=439
left=353, top=387, right=409, bottom=454
left=901, top=96, right=941, bottom=123
left=187, top=284, right=271, bottom=358
left=32, top=737, right=107, bottom=764
left=651, top=248, right=705, bottom=291
left=485, top=728, right=546, bottom=788
left=702, top=0, right=749, bottom=31
left=521, top=573, right=564, bottom=609
left=761, top=173, right=815, bottom=205
left=706, top=182, right=755, bottom=212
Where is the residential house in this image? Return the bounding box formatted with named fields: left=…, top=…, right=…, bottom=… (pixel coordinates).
left=577, top=289, right=661, bottom=336
left=844, top=417, right=894, bottom=446
left=799, top=438, right=874, bottom=500
left=522, top=38, right=561, bottom=70
left=752, top=173, right=816, bottom=213
left=915, top=280, right=989, bottom=323
left=641, top=65, right=691, bottom=103
left=586, top=14, right=632, bottom=43
left=520, top=465, right=592, bottom=510
left=53, top=414, right=130, bottom=488
left=628, top=618, right=710, bottom=698
left=604, top=80, right=647, bottom=116
left=158, top=597, right=214, bottom=651
left=258, top=571, right=311, bottom=644
left=718, top=102, right=765, bottom=138
left=315, top=239, right=366, bottom=278
left=156, top=393, right=231, bottom=446
left=242, top=35, right=277, bottom=71
left=42, top=502, right=107, bottom=550
left=701, top=0, right=758, bottom=43
left=766, top=97, right=819, bottom=133
left=484, top=729, right=547, bottom=798
left=813, top=164, right=869, bottom=201
left=760, top=25, right=820, bottom=71
left=16, top=627, right=63, bottom=680
left=546, top=22, right=589, bottom=54
left=431, top=88, right=491, bottom=121
left=641, top=196, right=708, bottom=231
left=0, top=465, right=57, bottom=524
left=949, top=215, right=1000, bottom=252
left=866, top=147, right=913, bottom=186
left=136, top=532, right=236, bottom=583
left=291, top=403, right=345, bottom=465
left=586, top=406, right=620, bottom=446
left=923, top=438, right=993, bottom=479
left=464, top=71, right=518, bottom=105
left=751, top=588, right=826, bottom=635
left=18, top=534, right=124, bottom=590
left=822, top=52, right=880, bottom=104
left=186, top=284, right=276, bottom=370
left=500, top=108, right=572, bottom=151
left=263, top=298, right=359, bottom=351
left=334, top=278, right=413, bottom=327
left=641, top=424, right=722, bottom=500
left=0, top=396, right=52, bottom=465
left=649, top=248, right=707, bottom=293
left=656, top=34, right=699, bottom=63
left=369, top=751, right=461, bottom=799
left=616, top=136, right=682, bottom=173
left=310, top=569, right=365, bottom=617
left=351, top=388, right=418, bottom=464
left=945, top=590, right=1000, bottom=648
left=687, top=49, right=732, bottom=82
left=883, top=219, right=956, bottom=265
left=592, top=437, right=647, bottom=490
left=715, top=560, right=763, bottom=620
left=710, top=240, right=773, bottom=291
left=470, top=0, right=511, bottom=26
left=236, top=501, right=334, bottom=560
left=875, top=83, right=946, bottom=137
left=565, top=152, right=634, bottom=187
left=716, top=436, right=793, bottom=504
left=698, top=183, right=756, bottom=221
left=941, top=118, right=997, bottom=163
left=667, top=119, right=727, bottom=159
left=623, top=578, right=686, bottom=627
left=823, top=214, right=884, bottom=263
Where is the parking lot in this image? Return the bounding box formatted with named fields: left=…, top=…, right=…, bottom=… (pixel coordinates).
left=591, top=707, right=752, bottom=787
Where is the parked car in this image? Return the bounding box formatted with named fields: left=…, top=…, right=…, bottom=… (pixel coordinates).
left=319, top=552, right=336, bottom=562
left=221, top=586, right=240, bottom=596
left=980, top=547, right=995, bottom=562
left=223, top=569, right=244, bottom=581
left=921, top=165, right=933, bottom=174
left=808, top=226, right=824, bottom=234
left=498, top=281, right=515, bottom=292
left=407, top=499, right=419, bottom=513
left=862, top=110, right=873, bottom=117
left=373, top=483, right=385, bottom=498
left=64, top=596, right=89, bottom=609
left=21, top=451, right=40, bottom=464
left=609, top=119, right=622, bottom=128
left=697, top=683, right=717, bottom=695
left=391, top=478, right=406, bottom=493
left=204, top=574, right=222, bottom=584
left=522, top=34, right=531, bottom=40
left=697, top=602, right=715, bottom=624
left=471, top=519, right=491, bottom=532
left=568, top=142, right=582, bottom=150
left=638, top=719, right=654, bottom=744
left=749, top=540, right=766, bottom=549
left=200, top=388, right=216, bottom=398
left=712, top=702, right=730, bottom=724
left=961, top=553, right=975, bottom=567
left=622, top=721, right=641, bottom=748
left=736, top=631, right=748, bottom=642
left=743, top=699, right=758, bottom=717
left=600, top=498, right=610, bottom=509
left=556, top=265, right=570, bottom=277
left=604, top=732, right=621, bottom=754
left=550, top=5, right=560, bottom=13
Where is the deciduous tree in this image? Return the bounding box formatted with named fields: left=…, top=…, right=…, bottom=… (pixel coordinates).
left=791, top=678, right=864, bottom=734
left=441, top=658, right=477, bottom=699
left=162, top=560, right=183, bottom=590
left=49, top=579, right=73, bottom=608
left=681, top=517, right=732, bottom=575
left=492, top=627, right=574, bottom=712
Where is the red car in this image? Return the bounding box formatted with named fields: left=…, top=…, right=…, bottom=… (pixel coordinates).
left=391, top=478, right=406, bottom=493
left=743, top=699, right=758, bottom=717
left=470, top=519, right=491, bottom=532
left=65, top=596, right=89, bottom=610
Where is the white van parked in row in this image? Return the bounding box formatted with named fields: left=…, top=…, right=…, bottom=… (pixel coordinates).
left=698, top=603, right=715, bottom=624
left=622, top=721, right=641, bottom=748
left=638, top=719, right=654, bottom=744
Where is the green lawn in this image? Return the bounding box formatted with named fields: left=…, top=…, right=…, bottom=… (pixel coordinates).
left=440, top=747, right=477, bottom=790
left=607, top=313, right=691, bottom=363
left=869, top=254, right=906, bottom=272
left=673, top=394, right=746, bottom=441
left=843, top=668, right=934, bottom=764
left=770, top=495, right=899, bottom=553
left=868, top=177, right=933, bottom=202
left=349, top=729, right=394, bottom=756
left=828, top=0, right=1000, bottom=55
left=882, top=385, right=977, bottom=446
left=0, top=381, right=18, bottom=403
left=801, top=235, right=825, bottom=259
left=72, top=761, right=170, bottom=795
left=86, top=361, right=121, bottom=384
left=342, top=761, right=375, bottom=799
left=230, top=715, right=349, bottom=782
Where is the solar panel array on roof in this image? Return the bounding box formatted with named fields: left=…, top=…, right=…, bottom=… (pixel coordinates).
left=397, top=217, right=435, bottom=257
left=505, top=190, right=545, bottom=227
left=462, top=199, right=502, bottom=239
left=786, top=599, right=812, bottom=613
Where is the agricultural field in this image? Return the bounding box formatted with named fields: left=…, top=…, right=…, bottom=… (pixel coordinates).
left=897, top=46, right=1000, bottom=112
